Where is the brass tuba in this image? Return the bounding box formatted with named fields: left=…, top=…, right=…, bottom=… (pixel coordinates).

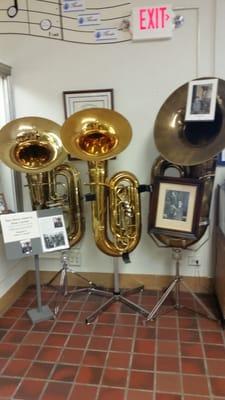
left=0, top=116, right=84, bottom=247
left=150, top=77, right=225, bottom=248
left=60, top=108, right=141, bottom=257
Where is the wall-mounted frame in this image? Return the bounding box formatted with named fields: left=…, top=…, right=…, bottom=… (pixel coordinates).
left=63, top=89, right=114, bottom=160
left=148, top=177, right=203, bottom=239
left=217, top=149, right=225, bottom=166
left=0, top=193, right=8, bottom=214
left=185, top=78, right=218, bottom=121
left=63, top=88, right=114, bottom=118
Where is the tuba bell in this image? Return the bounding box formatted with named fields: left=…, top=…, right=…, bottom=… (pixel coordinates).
left=0, top=116, right=84, bottom=247
left=60, top=108, right=141, bottom=257
left=150, top=77, right=225, bottom=248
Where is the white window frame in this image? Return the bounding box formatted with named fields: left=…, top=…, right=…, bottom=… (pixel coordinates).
left=0, top=63, right=23, bottom=211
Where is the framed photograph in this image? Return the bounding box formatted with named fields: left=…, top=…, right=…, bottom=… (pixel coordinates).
left=185, top=78, right=218, bottom=121
left=217, top=149, right=225, bottom=166
left=148, top=177, right=203, bottom=239
left=0, top=193, right=8, bottom=214
left=63, top=88, right=114, bottom=118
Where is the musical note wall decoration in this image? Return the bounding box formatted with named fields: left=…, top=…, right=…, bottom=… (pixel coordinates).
left=0, top=0, right=131, bottom=44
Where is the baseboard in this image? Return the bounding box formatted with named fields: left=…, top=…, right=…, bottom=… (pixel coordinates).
left=0, top=272, right=30, bottom=315
left=33, top=270, right=213, bottom=294
left=0, top=270, right=213, bottom=315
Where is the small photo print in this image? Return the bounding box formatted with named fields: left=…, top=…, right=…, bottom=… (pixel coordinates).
left=20, top=240, right=33, bottom=255
left=0, top=193, right=8, bottom=214
left=185, top=78, right=218, bottom=121
left=43, top=232, right=66, bottom=250
left=163, top=190, right=189, bottom=222
left=53, top=216, right=63, bottom=228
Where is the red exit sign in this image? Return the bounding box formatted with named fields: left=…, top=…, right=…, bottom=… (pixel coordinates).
left=132, top=5, right=173, bottom=41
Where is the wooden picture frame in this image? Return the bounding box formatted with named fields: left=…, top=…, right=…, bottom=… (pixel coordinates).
left=148, top=177, right=203, bottom=239
left=63, top=88, right=114, bottom=160
left=63, top=88, right=114, bottom=118
left=185, top=78, right=218, bottom=121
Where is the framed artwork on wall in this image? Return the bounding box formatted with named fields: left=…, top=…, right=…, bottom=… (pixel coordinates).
left=148, top=176, right=203, bottom=239
left=63, top=88, right=114, bottom=118
left=63, top=88, right=114, bottom=160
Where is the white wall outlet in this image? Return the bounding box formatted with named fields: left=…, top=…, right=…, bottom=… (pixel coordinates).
left=188, top=256, right=201, bottom=267
left=68, top=249, right=81, bottom=266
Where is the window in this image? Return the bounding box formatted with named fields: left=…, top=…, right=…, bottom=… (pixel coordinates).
left=0, top=63, right=22, bottom=211
left=0, top=63, right=13, bottom=127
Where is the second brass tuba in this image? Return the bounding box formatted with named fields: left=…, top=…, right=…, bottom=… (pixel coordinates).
left=60, top=108, right=141, bottom=257
left=0, top=116, right=84, bottom=247
left=150, top=77, right=225, bottom=248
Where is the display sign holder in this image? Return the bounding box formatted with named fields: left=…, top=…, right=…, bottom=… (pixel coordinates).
left=27, top=254, right=54, bottom=323
left=0, top=208, right=69, bottom=323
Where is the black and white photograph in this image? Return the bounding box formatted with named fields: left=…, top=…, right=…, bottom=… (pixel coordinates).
left=39, top=213, right=69, bottom=252
left=148, top=177, right=203, bottom=239
left=43, top=232, right=66, bottom=250
left=217, top=149, right=225, bottom=166
left=0, top=193, right=8, bottom=214
left=53, top=216, right=63, bottom=228
left=20, top=240, right=33, bottom=255
left=163, top=189, right=190, bottom=221
left=185, top=78, right=218, bottom=121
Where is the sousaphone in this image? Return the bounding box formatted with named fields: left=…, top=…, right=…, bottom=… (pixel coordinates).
left=150, top=77, right=225, bottom=248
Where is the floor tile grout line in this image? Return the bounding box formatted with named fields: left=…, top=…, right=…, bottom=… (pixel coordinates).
left=33, top=291, right=72, bottom=400
left=93, top=298, right=133, bottom=400
left=177, top=309, right=185, bottom=400
left=59, top=292, right=100, bottom=400
left=198, top=312, right=214, bottom=399
left=152, top=306, right=158, bottom=400
left=123, top=291, right=141, bottom=400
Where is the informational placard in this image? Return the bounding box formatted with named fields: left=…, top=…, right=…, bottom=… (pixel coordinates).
left=132, top=5, right=174, bottom=41
left=0, top=208, right=69, bottom=260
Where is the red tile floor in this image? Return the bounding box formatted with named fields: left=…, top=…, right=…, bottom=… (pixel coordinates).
left=0, top=285, right=225, bottom=400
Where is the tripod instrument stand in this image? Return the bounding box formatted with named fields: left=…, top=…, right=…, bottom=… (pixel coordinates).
left=45, top=251, right=100, bottom=296
left=86, top=257, right=150, bottom=324
left=146, top=248, right=217, bottom=322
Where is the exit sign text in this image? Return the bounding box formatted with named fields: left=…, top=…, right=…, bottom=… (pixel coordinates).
left=132, top=5, right=173, bottom=41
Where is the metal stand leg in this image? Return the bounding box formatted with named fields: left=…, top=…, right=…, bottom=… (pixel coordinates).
left=44, top=251, right=101, bottom=296
left=146, top=248, right=217, bottom=322
left=27, top=254, right=54, bottom=323
left=86, top=258, right=149, bottom=324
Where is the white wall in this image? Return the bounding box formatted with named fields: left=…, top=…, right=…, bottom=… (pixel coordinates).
left=0, top=0, right=225, bottom=296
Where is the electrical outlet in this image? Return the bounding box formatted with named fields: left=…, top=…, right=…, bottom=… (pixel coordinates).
left=188, top=256, right=201, bottom=267
left=68, top=249, right=81, bottom=266
left=40, top=252, right=60, bottom=259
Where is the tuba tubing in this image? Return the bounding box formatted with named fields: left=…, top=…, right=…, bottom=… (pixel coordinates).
left=88, top=161, right=141, bottom=256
